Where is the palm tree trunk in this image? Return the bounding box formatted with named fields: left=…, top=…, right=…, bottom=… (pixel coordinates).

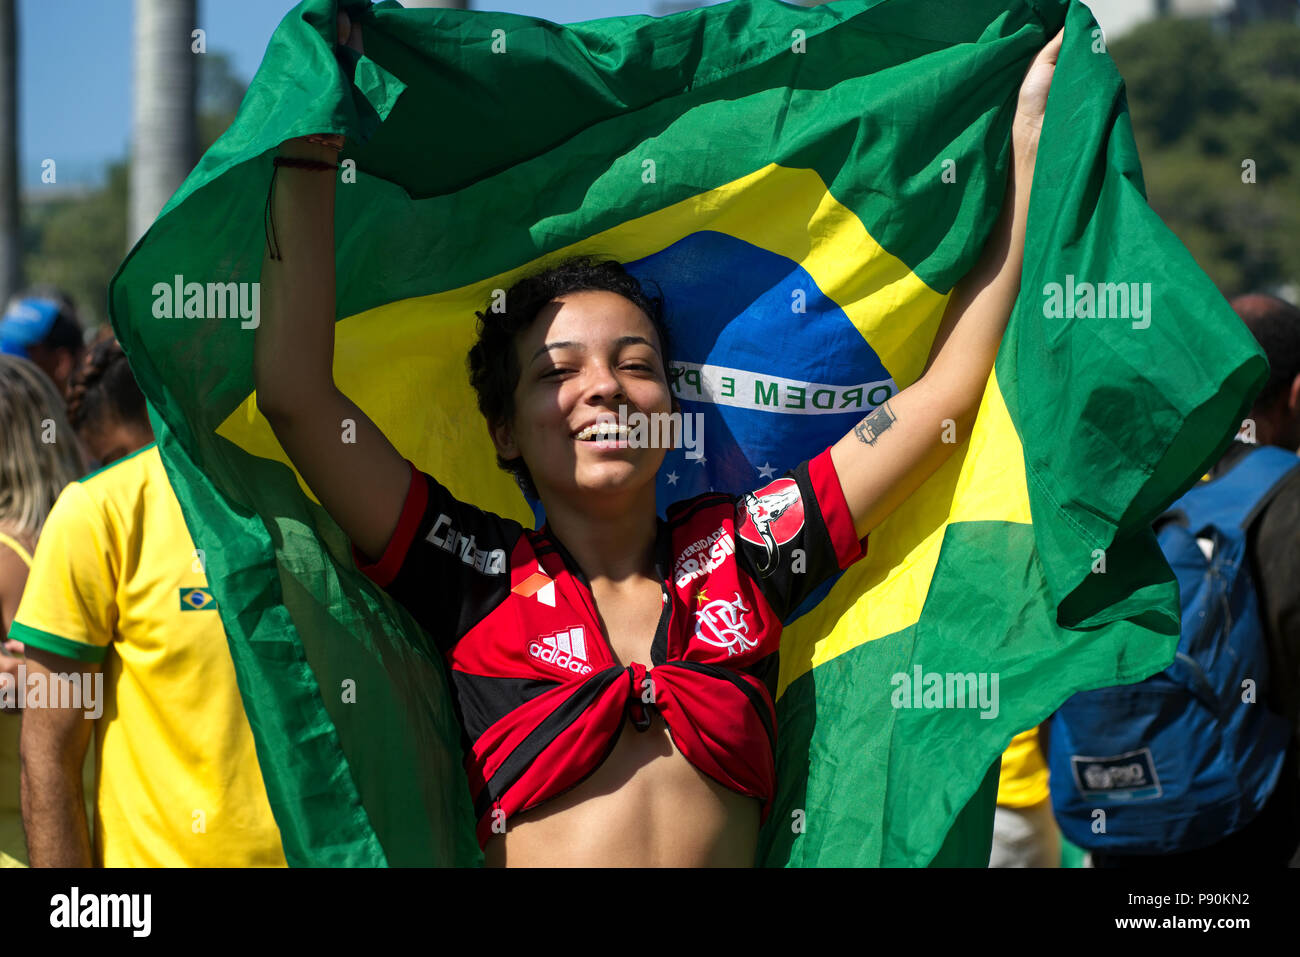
left=128, top=0, right=197, bottom=248
left=0, top=0, right=21, bottom=307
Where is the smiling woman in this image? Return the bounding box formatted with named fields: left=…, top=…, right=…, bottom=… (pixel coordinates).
left=489, top=288, right=670, bottom=512
left=252, top=10, right=1061, bottom=867
left=310, top=252, right=872, bottom=866
left=467, top=256, right=676, bottom=503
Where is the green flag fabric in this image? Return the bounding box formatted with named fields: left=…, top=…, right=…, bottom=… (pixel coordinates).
left=109, top=0, right=1264, bottom=866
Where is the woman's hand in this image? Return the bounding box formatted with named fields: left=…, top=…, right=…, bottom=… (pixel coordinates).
left=277, top=9, right=364, bottom=156
left=1013, top=28, right=1064, bottom=155
left=1, top=639, right=23, bottom=714
left=338, top=8, right=364, bottom=56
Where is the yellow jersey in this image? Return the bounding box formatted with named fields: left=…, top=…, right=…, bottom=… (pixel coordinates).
left=997, top=727, right=1050, bottom=808
left=10, top=443, right=286, bottom=866
left=0, top=528, right=32, bottom=867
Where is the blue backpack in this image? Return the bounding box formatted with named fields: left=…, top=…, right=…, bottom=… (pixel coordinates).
left=1047, top=444, right=1300, bottom=854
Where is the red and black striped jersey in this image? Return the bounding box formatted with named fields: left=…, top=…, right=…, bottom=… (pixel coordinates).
left=353, top=446, right=868, bottom=848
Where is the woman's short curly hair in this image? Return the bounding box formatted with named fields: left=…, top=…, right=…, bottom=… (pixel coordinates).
left=467, top=256, right=672, bottom=499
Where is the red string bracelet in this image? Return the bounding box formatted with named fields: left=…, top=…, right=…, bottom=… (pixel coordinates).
left=273, top=156, right=340, bottom=171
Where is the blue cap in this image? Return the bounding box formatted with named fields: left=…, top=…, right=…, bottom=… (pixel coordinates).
left=0, top=298, right=62, bottom=358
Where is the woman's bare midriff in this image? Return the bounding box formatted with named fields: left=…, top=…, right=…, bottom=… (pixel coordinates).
left=483, top=709, right=761, bottom=867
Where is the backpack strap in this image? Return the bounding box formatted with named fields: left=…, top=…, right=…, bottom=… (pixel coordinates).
left=1241, top=454, right=1300, bottom=531
left=1152, top=508, right=1188, bottom=535
left=1175, top=445, right=1300, bottom=535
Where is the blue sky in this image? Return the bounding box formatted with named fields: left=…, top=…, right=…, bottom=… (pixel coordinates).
left=19, top=0, right=716, bottom=188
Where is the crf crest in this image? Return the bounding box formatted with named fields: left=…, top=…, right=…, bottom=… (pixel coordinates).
left=695, top=590, right=757, bottom=656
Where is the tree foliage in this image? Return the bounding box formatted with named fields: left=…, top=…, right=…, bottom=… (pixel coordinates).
left=1110, top=18, right=1300, bottom=296
left=20, top=51, right=246, bottom=328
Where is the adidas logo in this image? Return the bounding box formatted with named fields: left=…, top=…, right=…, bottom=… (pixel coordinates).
left=528, top=627, right=593, bottom=676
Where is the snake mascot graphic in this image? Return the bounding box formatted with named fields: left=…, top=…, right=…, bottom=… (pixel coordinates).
left=736, top=478, right=805, bottom=576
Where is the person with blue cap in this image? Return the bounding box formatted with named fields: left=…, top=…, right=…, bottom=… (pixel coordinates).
left=0, top=293, right=85, bottom=398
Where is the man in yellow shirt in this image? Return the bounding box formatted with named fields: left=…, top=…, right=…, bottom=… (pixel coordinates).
left=12, top=339, right=285, bottom=866
left=990, top=727, right=1060, bottom=867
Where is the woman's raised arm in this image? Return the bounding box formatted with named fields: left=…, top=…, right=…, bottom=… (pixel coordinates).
left=254, top=12, right=410, bottom=562
left=830, top=29, right=1063, bottom=541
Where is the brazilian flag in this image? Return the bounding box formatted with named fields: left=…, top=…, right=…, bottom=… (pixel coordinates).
left=110, top=0, right=1264, bottom=866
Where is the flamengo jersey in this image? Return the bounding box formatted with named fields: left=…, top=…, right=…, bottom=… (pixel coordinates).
left=354, top=447, right=868, bottom=848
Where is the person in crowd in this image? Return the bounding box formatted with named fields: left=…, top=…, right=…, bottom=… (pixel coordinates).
left=251, top=12, right=1062, bottom=866
left=13, top=338, right=286, bottom=866
left=1084, top=293, right=1300, bottom=868
left=0, top=292, right=86, bottom=398
left=0, top=354, right=86, bottom=867
left=1166, top=292, right=1300, bottom=866
left=991, top=727, right=1060, bottom=867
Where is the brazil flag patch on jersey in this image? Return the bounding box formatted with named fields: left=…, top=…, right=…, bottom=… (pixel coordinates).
left=179, top=588, right=218, bottom=612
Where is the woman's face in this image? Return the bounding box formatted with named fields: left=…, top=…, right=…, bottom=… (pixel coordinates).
left=493, top=290, right=674, bottom=504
